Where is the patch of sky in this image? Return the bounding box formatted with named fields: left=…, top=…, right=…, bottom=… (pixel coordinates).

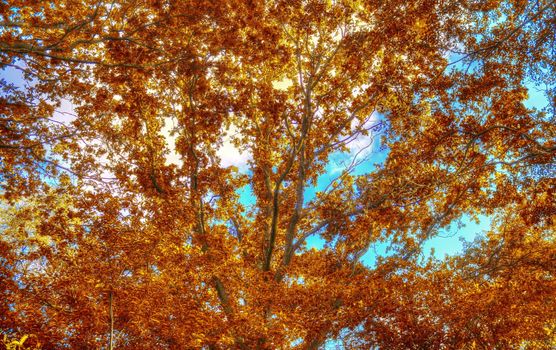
left=150, top=264, right=160, bottom=274
left=237, top=173, right=255, bottom=208
left=304, top=137, right=389, bottom=207
left=359, top=238, right=394, bottom=268
left=290, top=337, right=303, bottom=348
left=0, top=63, right=26, bottom=89
left=304, top=139, right=389, bottom=251
left=305, top=234, right=326, bottom=250
left=423, top=214, right=491, bottom=258
left=524, top=82, right=550, bottom=110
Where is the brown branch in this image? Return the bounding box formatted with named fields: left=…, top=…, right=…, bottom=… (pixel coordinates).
left=286, top=186, right=392, bottom=261
left=109, top=290, right=114, bottom=350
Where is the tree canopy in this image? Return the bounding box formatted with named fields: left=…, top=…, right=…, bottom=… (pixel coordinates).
left=1, top=0, right=555, bottom=349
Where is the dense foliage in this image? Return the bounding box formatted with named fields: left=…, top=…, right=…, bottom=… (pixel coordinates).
left=1, top=0, right=554, bottom=348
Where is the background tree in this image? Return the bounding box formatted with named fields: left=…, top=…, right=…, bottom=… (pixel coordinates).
left=1, top=0, right=554, bottom=349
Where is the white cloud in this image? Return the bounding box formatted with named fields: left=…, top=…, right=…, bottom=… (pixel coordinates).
left=52, top=98, right=77, bottom=124
left=346, top=112, right=380, bottom=155
left=217, top=124, right=251, bottom=170
left=328, top=112, right=381, bottom=174
left=272, top=77, right=293, bottom=91
left=161, top=117, right=182, bottom=167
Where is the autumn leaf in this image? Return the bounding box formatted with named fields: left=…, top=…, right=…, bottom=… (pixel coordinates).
left=0, top=0, right=554, bottom=349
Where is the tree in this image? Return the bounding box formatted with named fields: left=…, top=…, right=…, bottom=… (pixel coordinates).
left=1, top=0, right=554, bottom=349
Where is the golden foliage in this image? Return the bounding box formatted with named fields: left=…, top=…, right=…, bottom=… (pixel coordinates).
left=1, top=0, right=554, bottom=348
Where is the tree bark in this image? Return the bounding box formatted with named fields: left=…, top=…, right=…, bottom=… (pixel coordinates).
left=109, top=291, right=114, bottom=350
